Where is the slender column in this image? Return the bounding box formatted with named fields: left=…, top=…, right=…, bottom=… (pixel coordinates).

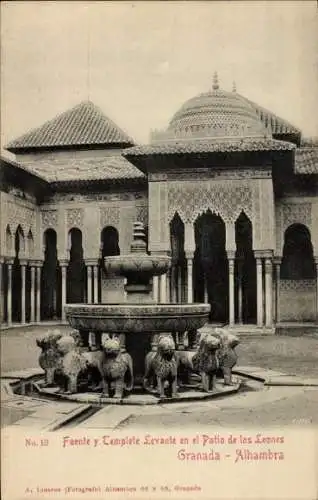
left=86, top=265, right=92, bottom=303
left=265, top=256, right=273, bottom=327
left=59, top=260, right=69, bottom=322
left=166, top=268, right=171, bottom=303
left=315, top=258, right=318, bottom=323
left=203, top=272, right=208, bottom=304
left=0, top=258, right=3, bottom=324
left=177, top=265, right=182, bottom=303
left=152, top=276, right=159, bottom=303
left=20, top=260, right=27, bottom=324
left=160, top=273, right=167, bottom=303
left=186, top=253, right=194, bottom=303
left=255, top=254, right=264, bottom=327
left=30, top=265, right=36, bottom=323
left=237, top=257, right=243, bottom=324
left=171, top=264, right=177, bottom=303
left=93, top=265, right=99, bottom=304
left=274, top=257, right=281, bottom=324
left=227, top=251, right=235, bottom=326
left=6, top=259, right=13, bottom=326
left=35, top=263, right=42, bottom=323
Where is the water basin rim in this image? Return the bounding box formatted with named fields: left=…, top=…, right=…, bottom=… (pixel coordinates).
left=64, top=303, right=211, bottom=310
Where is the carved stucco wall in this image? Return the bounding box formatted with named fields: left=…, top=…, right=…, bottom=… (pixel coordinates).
left=1, top=193, right=38, bottom=259
left=39, top=195, right=146, bottom=260
left=148, top=174, right=276, bottom=252
left=275, top=199, right=318, bottom=256
left=279, top=280, right=316, bottom=321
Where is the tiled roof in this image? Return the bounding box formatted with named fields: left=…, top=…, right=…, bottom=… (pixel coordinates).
left=0, top=154, right=48, bottom=182
left=295, top=146, right=318, bottom=175
left=123, top=137, right=295, bottom=158
left=20, top=155, right=145, bottom=183
left=6, top=101, right=134, bottom=151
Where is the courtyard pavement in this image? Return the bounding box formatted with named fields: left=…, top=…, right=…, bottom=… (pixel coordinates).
left=1, top=324, right=318, bottom=429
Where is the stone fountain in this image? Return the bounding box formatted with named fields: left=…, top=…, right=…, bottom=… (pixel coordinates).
left=37, top=222, right=241, bottom=403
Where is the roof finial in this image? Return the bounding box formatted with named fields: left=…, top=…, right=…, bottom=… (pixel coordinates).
left=212, top=71, right=219, bottom=91
left=232, top=81, right=237, bottom=93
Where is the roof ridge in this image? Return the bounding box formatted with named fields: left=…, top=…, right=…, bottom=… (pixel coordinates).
left=6, top=100, right=134, bottom=151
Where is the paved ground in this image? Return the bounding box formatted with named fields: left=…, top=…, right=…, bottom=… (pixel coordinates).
left=1, top=325, right=318, bottom=429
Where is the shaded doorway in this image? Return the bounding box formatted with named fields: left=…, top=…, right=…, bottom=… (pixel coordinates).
left=99, top=226, right=121, bottom=302
left=194, top=211, right=228, bottom=322
left=280, top=223, right=316, bottom=322
left=41, top=229, right=61, bottom=320
left=170, top=213, right=186, bottom=303
left=67, top=228, right=86, bottom=303
left=235, top=212, right=256, bottom=323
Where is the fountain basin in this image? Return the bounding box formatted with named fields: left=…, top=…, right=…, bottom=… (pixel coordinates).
left=104, top=255, right=171, bottom=279
left=64, top=303, right=210, bottom=334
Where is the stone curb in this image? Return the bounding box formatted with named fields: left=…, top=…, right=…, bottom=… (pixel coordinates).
left=38, top=382, right=241, bottom=406
left=6, top=403, right=93, bottom=431
left=233, top=367, right=318, bottom=387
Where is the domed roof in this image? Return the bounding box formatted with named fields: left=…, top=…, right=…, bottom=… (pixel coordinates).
left=154, top=73, right=269, bottom=142
left=123, top=74, right=296, bottom=165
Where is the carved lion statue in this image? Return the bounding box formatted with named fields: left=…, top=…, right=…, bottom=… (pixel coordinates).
left=101, top=337, right=134, bottom=399
left=36, top=330, right=63, bottom=386
left=191, top=334, right=221, bottom=392
left=144, top=335, right=179, bottom=398
left=215, top=329, right=240, bottom=385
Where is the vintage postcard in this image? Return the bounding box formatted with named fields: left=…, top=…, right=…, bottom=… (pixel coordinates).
left=1, top=1, right=318, bottom=499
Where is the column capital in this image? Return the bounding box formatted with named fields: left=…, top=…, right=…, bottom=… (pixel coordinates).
left=85, top=259, right=99, bottom=266
left=254, top=249, right=273, bottom=259
left=226, top=250, right=236, bottom=260
left=31, top=260, right=44, bottom=268
left=59, top=259, right=69, bottom=267
left=5, top=257, right=14, bottom=265
left=273, top=256, right=282, bottom=266
left=185, top=251, right=194, bottom=260
left=19, top=259, right=29, bottom=267
left=264, top=257, right=273, bottom=273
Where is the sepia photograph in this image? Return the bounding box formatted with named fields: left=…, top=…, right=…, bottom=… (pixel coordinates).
left=1, top=1, right=318, bottom=499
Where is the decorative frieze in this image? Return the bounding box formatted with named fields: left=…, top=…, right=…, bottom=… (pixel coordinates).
left=41, top=210, right=58, bottom=229
left=100, top=206, right=120, bottom=229
left=166, top=168, right=271, bottom=181
left=67, top=208, right=84, bottom=229
left=279, top=279, right=316, bottom=291
left=281, top=203, right=311, bottom=229
left=44, top=192, right=147, bottom=204
left=167, top=180, right=253, bottom=223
